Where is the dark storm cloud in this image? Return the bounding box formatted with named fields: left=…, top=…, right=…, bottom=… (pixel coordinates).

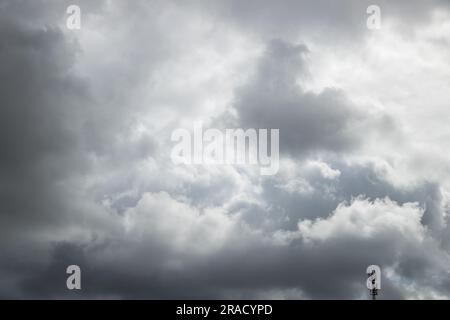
left=0, top=0, right=156, bottom=297
left=0, top=0, right=162, bottom=228
left=230, top=39, right=370, bottom=157
left=0, top=8, right=89, bottom=298
left=0, top=17, right=88, bottom=225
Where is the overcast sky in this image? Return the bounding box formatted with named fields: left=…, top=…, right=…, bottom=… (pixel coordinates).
left=1, top=0, right=450, bottom=299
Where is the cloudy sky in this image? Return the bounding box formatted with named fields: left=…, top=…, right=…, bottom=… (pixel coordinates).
left=1, top=0, right=450, bottom=299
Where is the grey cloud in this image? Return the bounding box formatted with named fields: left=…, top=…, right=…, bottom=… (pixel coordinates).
left=192, top=0, right=450, bottom=43
left=0, top=18, right=88, bottom=226
left=231, top=39, right=366, bottom=157
left=1, top=0, right=450, bottom=301
left=19, top=194, right=446, bottom=300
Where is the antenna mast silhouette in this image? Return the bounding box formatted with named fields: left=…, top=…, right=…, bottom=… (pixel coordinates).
left=367, top=270, right=378, bottom=300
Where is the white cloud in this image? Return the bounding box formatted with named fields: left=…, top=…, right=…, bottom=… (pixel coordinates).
left=124, top=191, right=235, bottom=255
left=298, top=197, right=426, bottom=243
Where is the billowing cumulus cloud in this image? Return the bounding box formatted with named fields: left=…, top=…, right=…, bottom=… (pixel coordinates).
left=1, top=0, right=450, bottom=300
left=229, top=38, right=383, bottom=158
